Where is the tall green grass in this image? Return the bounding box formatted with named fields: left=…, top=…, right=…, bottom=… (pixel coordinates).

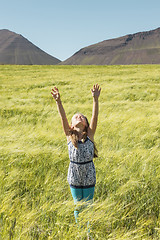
left=0, top=65, right=160, bottom=239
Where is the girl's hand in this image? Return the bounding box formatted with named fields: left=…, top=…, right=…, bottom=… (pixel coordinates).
left=91, top=84, right=101, bottom=100
left=51, top=87, right=61, bottom=102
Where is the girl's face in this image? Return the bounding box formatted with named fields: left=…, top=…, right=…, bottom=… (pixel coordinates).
left=71, top=113, right=87, bottom=129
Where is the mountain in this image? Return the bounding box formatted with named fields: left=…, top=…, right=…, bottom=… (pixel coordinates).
left=0, top=29, right=61, bottom=65
left=61, top=27, right=160, bottom=65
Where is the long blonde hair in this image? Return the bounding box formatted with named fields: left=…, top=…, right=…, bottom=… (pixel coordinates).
left=69, top=115, right=98, bottom=158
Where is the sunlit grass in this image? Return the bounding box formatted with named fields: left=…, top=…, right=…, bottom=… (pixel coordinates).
left=0, top=65, right=160, bottom=239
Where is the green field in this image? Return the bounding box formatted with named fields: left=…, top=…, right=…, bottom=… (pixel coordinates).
left=0, top=65, right=160, bottom=239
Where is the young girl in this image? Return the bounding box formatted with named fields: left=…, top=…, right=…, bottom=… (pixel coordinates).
left=51, top=84, right=101, bottom=233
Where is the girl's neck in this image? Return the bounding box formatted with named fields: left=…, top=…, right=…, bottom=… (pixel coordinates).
left=73, top=127, right=84, bottom=140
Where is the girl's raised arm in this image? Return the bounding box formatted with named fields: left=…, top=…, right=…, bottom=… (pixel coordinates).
left=89, top=84, right=101, bottom=138
left=51, top=87, right=70, bottom=136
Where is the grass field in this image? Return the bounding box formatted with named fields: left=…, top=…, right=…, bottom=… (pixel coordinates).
left=0, top=65, right=160, bottom=239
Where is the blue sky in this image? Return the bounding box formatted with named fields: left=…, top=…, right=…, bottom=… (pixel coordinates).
left=1, top=0, right=160, bottom=61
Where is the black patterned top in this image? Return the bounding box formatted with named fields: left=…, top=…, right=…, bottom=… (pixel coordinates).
left=67, top=137, right=96, bottom=188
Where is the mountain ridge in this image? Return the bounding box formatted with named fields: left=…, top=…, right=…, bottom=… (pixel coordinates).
left=0, top=29, right=61, bottom=65
left=61, top=27, right=160, bottom=65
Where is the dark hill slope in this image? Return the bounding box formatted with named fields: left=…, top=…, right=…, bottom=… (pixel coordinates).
left=61, top=27, right=160, bottom=65
left=0, top=29, right=61, bottom=65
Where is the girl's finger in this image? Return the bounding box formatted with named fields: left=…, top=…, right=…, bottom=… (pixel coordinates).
left=54, top=87, right=59, bottom=91
left=97, top=84, right=100, bottom=90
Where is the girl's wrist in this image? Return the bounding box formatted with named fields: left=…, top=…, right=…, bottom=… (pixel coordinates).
left=56, top=98, right=61, bottom=104
left=93, top=96, right=99, bottom=101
